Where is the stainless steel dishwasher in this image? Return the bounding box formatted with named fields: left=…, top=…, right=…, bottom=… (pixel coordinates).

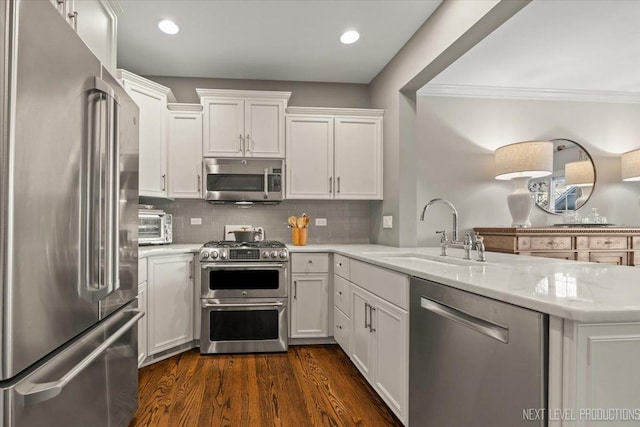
left=409, top=277, right=547, bottom=426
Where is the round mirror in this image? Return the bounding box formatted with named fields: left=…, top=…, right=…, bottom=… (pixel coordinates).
left=528, top=139, right=596, bottom=214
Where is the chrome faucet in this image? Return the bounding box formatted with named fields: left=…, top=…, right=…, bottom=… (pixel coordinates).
left=420, top=198, right=459, bottom=243
left=474, top=232, right=486, bottom=262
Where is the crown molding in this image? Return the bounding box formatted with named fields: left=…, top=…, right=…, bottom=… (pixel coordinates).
left=100, top=0, right=123, bottom=16
left=417, top=84, right=640, bottom=104
left=196, top=88, right=292, bottom=102
left=167, top=103, right=203, bottom=112
left=286, top=106, right=384, bottom=117
left=116, top=69, right=176, bottom=102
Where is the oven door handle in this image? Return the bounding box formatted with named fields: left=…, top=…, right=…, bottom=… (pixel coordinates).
left=201, top=263, right=286, bottom=270
left=201, top=301, right=285, bottom=308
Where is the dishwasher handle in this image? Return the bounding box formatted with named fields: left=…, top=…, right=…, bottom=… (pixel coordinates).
left=420, top=296, right=509, bottom=343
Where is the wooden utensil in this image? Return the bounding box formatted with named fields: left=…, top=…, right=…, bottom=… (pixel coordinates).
left=302, top=213, right=309, bottom=228
left=296, top=216, right=305, bottom=228
left=288, top=216, right=298, bottom=228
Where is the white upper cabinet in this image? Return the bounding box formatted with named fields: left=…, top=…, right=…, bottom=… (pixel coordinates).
left=285, top=107, right=383, bottom=200
left=286, top=115, right=334, bottom=199
left=167, top=104, right=203, bottom=199
left=197, top=89, right=291, bottom=158
left=117, top=70, right=176, bottom=198
left=52, top=0, right=121, bottom=72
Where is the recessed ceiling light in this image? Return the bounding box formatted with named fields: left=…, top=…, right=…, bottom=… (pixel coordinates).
left=340, top=30, right=360, bottom=45
left=158, top=19, right=179, bottom=35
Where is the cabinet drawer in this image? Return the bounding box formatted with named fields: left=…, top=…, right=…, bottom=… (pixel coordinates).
left=350, top=260, right=409, bottom=310
left=333, top=306, right=351, bottom=354
left=521, top=236, right=572, bottom=251
left=588, top=236, right=628, bottom=250
left=334, top=254, right=350, bottom=280
left=589, top=252, right=629, bottom=265
left=138, top=257, right=148, bottom=284
left=530, top=252, right=577, bottom=261
left=291, top=253, right=329, bottom=273
left=334, top=274, right=352, bottom=317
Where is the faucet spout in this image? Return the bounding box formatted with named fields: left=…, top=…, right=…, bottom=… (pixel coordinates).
left=420, top=198, right=459, bottom=242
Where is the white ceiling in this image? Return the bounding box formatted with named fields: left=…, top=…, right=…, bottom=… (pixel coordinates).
left=117, top=0, right=442, bottom=84
left=429, top=0, right=640, bottom=93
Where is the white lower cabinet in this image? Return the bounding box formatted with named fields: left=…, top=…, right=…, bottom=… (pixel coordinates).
left=147, top=254, right=194, bottom=355
left=349, top=274, right=408, bottom=424
left=333, top=305, right=351, bottom=353
left=137, top=281, right=148, bottom=367
left=290, top=273, right=329, bottom=338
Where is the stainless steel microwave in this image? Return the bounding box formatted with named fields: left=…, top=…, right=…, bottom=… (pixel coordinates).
left=203, top=158, right=283, bottom=204
left=138, top=209, right=173, bottom=245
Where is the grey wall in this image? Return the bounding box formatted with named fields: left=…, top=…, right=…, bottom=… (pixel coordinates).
left=416, top=94, right=640, bottom=246
left=145, top=75, right=370, bottom=108
left=152, top=199, right=371, bottom=245
left=367, top=0, right=528, bottom=247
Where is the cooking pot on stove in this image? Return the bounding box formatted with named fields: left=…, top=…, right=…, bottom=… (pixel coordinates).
left=232, top=228, right=263, bottom=242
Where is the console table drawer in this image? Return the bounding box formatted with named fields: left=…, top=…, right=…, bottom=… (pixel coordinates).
left=588, top=236, right=628, bottom=250
left=521, top=236, right=572, bottom=251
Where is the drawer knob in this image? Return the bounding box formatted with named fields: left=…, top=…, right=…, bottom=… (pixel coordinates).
left=604, top=240, right=613, bottom=245
left=337, top=263, right=342, bottom=266
left=338, top=291, right=342, bottom=295
left=308, top=260, right=313, bottom=264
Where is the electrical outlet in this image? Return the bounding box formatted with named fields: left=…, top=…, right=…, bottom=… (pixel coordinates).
left=315, top=218, right=327, bottom=226
left=190, top=218, right=202, bottom=225
left=383, top=216, right=393, bottom=229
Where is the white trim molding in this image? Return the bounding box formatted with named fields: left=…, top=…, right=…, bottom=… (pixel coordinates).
left=417, top=84, right=640, bottom=104
left=167, top=103, right=203, bottom=112
left=116, top=69, right=177, bottom=102
left=196, top=88, right=292, bottom=103
left=286, top=106, right=384, bottom=117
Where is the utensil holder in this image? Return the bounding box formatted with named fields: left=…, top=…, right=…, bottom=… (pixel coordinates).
left=292, top=228, right=308, bottom=246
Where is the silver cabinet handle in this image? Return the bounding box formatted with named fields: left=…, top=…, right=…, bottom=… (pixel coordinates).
left=337, top=176, right=341, bottom=193
left=68, top=11, right=78, bottom=31
left=370, top=306, right=376, bottom=332
left=329, top=177, right=333, bottom=193
left=364, top=302, right=370, bottom=329
left=420, top=297, right=509, bottom=343
left=15, top=309, right=143, bottom=406
left=56, top=0, right=66, bottom=15
left=189, top=260, right=193, bottom=279
left=197, top=174, right=201, bottom=192
left=246, top=134, right=251, bottom=152
left=294, top=280, right=297, bottom=299
left=238, top=134, right=243, bottom=153
left=202, top=301, right=284, bottom=308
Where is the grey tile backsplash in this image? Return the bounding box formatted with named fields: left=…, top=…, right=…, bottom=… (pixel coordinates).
left=151, top=199, right=372, bottom=244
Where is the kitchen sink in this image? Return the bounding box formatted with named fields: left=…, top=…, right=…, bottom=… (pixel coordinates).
left=362, top=252, right=489, bottom=267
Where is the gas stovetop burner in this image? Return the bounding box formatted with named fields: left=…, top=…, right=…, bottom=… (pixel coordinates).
left=203, top=240, right=286, bottom=249
left=200, top=240, right=288, bottom=262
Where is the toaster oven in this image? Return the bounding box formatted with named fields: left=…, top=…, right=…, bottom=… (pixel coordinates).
left=138, top=209, right=172, bottom=245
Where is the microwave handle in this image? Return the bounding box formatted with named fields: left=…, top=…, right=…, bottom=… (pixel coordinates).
left=264, top=168, right=269, bottom=199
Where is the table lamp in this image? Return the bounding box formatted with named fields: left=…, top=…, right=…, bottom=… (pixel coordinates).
left=622, top=149, right=640, bottom=181
left=495, top=141, right=553, bottom=227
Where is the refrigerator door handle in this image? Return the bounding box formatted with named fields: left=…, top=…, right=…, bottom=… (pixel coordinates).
left=14, top=309, right=144, bottom=406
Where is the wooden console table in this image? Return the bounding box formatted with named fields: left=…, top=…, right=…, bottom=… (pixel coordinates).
left=473, top=227, right=640, bottom=266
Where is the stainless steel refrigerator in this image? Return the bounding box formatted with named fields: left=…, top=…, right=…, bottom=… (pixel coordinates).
left=0, top=1, right=142, bottom=425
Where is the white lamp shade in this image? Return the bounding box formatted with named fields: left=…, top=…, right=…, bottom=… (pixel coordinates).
left=565, top=160, right=594, bottom=186
left=494, top=141, right=554, bottom=180
left=622, top=149, right=640, bottom=181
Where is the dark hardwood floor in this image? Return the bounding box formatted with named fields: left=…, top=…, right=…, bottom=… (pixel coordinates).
left=129, top=345, right=403, bottom=427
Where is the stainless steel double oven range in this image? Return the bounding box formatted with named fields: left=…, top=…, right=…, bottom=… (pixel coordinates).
left=199, top=241, right=289, bottom=354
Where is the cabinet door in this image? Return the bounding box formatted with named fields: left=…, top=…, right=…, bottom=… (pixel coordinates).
left=202, top=98, right=244, bottom=157
left=148, top=255, right=194, bottom=355
left=168, top=110, right=203, bottom=198
left=137, top=281, right=148, bottom=367
left=68, top=0, right=117, bottom=72
left=245, top=99, right=285, bottom=158
left=350, top=285, right=374, bottom=380
left=372, top=296, right=408, bottom=422
left=285, top=115, right=334, bottom=199
left=124, top=82, right=168, bottom=197
left=334, top=116, right=382, bottom=200
left=290, top=274, right=329, bottom=338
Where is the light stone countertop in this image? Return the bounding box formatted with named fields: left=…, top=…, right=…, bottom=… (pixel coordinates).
left=288, top=244, right=640, bottom=322
left=138, top=243, right=640, bottom=322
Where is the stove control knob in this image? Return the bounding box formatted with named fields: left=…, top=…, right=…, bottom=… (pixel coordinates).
left=201, top=251, right=209, bottom=260
left=279, top=250, right=288, bottom=259
left=262, top=251, right=270, bottom=258
left=220, top=251, right=227, bottom=260
left=210, top=250, right=219, bottom=259
left=270, top=250, right=278, bottom=259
